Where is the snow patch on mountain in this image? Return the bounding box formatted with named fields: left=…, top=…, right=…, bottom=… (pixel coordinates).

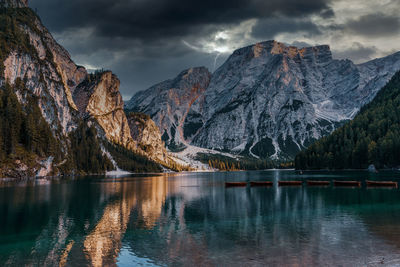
left=171, top=144, right=240, bottom=171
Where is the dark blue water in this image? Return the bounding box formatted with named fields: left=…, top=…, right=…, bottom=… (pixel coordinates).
left=1, top=170, right=400, bottom=266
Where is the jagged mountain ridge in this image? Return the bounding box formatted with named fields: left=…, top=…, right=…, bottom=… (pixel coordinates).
left=126, top=40, right=400, bottom=159
left=0, top=0, right=176, bottom=176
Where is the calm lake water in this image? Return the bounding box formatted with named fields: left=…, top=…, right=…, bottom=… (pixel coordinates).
left=1, top=170, right=400, bottom=266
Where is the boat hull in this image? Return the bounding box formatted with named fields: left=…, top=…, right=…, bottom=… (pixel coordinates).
left=333, top=180, right=361, bottom=187
left=278, top=181, right=303, bottom=186
left=250, top=181, right=273, bottom=187
left=366, top=181, right=398, bottom=188
left=307, top=181, right=330, bottom=186
left=225, top=182, right=247, bottom=187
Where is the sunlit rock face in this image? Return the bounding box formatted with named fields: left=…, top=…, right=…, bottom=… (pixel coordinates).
left=73, top=71, right=138, bottom=151
left=126, top=67, right=211, bottom=150
left=127, top=113, right=169, bottom=163
left=128, top=40, right=400, bottom=159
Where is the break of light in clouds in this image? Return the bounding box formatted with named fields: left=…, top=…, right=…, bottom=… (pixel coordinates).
left=29, top=0, right=400, bottom=99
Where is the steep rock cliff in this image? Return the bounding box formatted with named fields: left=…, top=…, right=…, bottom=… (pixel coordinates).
left=125, top=67, right=211, bottom=150
left=126, top=112, right=168, bottom=163
left=73, top=71, right=137, bottom=151
left=0, top=5, right=83, bottom=162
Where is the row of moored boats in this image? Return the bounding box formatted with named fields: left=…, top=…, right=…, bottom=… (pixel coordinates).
left=225, top=180, right=398, bottom=188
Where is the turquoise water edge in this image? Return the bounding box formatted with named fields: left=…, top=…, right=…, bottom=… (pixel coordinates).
left=1, top=170, right=400, bottom=266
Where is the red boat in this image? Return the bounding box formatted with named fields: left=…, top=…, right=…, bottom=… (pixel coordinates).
left=333, top=180, right=361, bottom=187
left=366, top=180, right=398, bottom=188
left=278, top=181, right=303, bottom=186
left=250, top=181, right=273, bottom=187
left=225, top=182, right=247, bottom=187
left=307, top=180, right=330, bottom=186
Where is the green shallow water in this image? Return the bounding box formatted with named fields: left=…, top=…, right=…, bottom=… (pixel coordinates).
left=1, top=170, right=400, bottom=266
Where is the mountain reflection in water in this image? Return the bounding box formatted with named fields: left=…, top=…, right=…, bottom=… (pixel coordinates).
left=1, top=170, right=400, bottom=266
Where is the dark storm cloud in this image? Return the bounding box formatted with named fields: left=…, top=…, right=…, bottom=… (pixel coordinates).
left=332, top=42, right=378, bottom=63
left=345, top=13, right=400, bottom=37
left=251, top=17, right=322, bottom=40
left=31, top=0, right=333, bottom=40
left=289, top=41, right=313, bottom=48
left=29, top=0, right=334, bottom=97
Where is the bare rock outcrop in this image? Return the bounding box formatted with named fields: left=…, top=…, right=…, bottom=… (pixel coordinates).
left=127, top=112, right=168, bottom=163
left=73, top=71, right=137, bottom=150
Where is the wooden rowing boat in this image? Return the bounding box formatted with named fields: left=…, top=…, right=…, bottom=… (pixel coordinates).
left=333, top=180, right=361, bottom=187
left=366, top=180, right=398, bottom=188
left=307, top=180, right=330, bottom=186
left=250, top=181, right=273, bottom=187
left=278, top=181, right=303, bottom=186
left=225, top=182, right=247, bottom=187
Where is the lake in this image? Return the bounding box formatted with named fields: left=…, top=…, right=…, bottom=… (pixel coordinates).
left=1, top=170, right=400, bottom=266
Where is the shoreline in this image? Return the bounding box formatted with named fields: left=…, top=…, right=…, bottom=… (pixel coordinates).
left=2, top=168, right=400, bottom=181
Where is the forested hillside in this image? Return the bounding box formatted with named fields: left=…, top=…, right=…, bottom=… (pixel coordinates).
left=295, top=71, right=400, bottom=170
left=0, top=81, right=62, bottom=176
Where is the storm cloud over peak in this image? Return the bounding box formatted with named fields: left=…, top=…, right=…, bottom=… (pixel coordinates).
left=30, top=0, right=400, bottom=98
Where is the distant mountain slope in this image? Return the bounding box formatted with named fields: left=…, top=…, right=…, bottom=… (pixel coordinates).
left=126, top=40, right=400, bottom=159
left=295, top=71, right=400, bottom=170
left=125, top=67, right=211, bottom=150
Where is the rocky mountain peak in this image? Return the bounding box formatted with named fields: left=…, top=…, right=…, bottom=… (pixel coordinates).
left=1, top=0, right=28, bottom=8
left=73, top=71, right=137, bottom=150
left=129, top=40, right=400, bottom=160
left=73, top=71, right=122, bottom=115
left=231, top=40, right=332, bottom=63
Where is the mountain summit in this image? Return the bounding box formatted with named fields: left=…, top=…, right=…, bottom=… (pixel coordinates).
left=126, top=40, right=400, bottom=159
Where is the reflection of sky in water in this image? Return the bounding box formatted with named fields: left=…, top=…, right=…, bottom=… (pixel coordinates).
left=1, top=171, right=400, bottom=266
left=117, top=246, right=160, bottom=267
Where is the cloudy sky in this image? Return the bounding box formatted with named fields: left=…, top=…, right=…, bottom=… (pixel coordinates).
left=29, top=0, right=400, bottom=99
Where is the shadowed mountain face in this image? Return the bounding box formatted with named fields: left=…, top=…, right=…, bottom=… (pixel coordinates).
left=126, top=41, right=400, bottom=159
left=125, top=67, right=212, bottom=150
